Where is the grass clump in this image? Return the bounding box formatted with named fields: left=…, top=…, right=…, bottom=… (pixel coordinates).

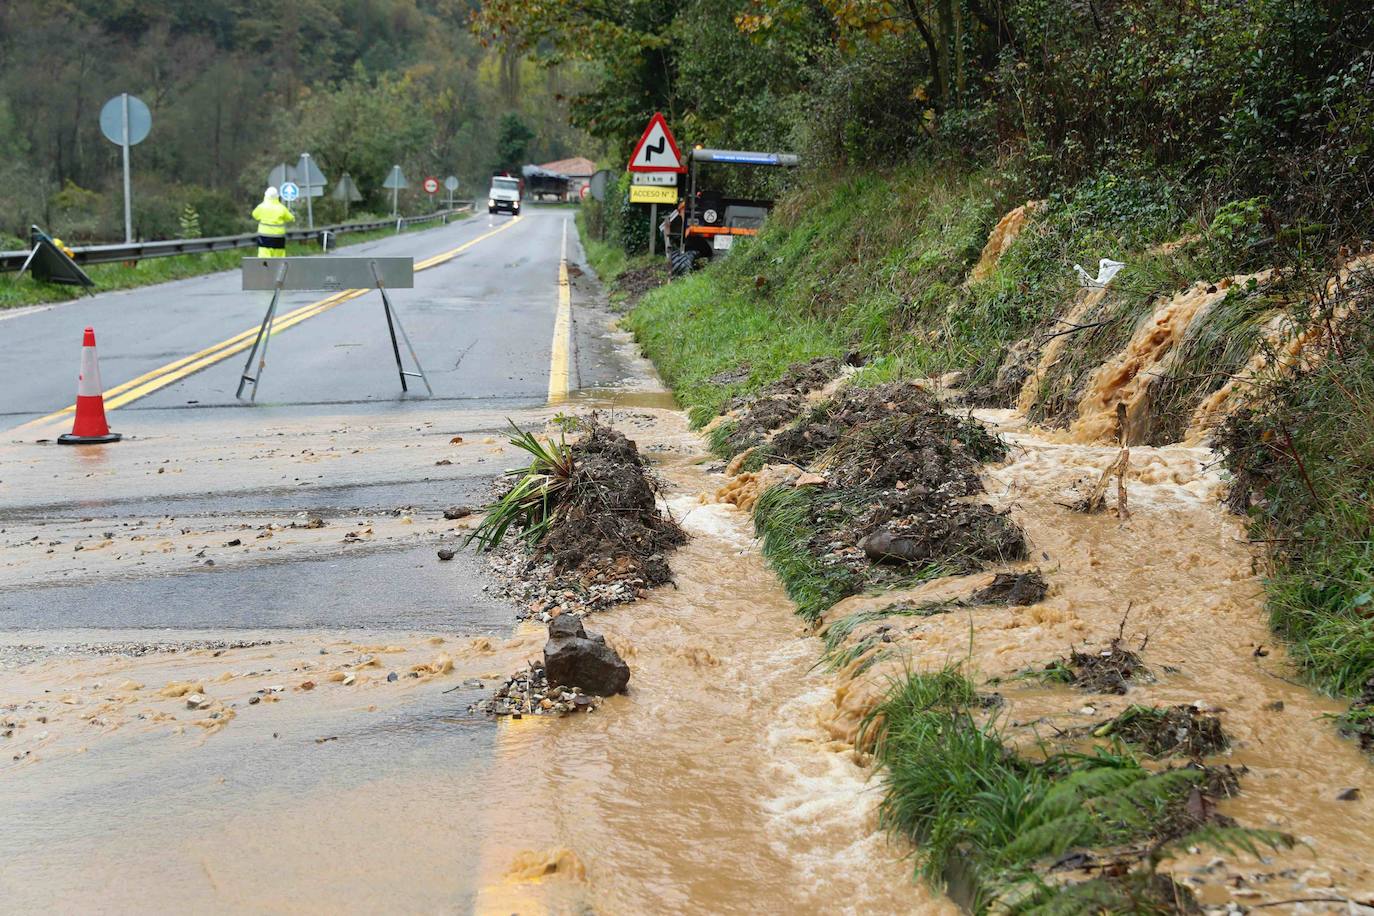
left=625, top=165, right=1000, bottom=419
left=466, top=421, right=576, bottom=552
left=863, top=667, right=1293, bottom=913
left=752, top=485, right=862, bottom=623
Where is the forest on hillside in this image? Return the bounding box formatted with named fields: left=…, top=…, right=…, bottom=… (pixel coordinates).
left=0, top=0, right=593, bottom=243
left=484, top=0, right=1374, bottom=256
left=5, top=0, right=1373, bottom=251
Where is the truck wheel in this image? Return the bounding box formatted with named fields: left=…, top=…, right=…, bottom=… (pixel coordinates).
left=671, top=251, right=695, bottom=276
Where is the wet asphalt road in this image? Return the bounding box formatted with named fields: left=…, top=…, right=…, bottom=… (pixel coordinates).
left=0, top=206, right=631, bottom=630
left=0, top=207, right=646, bottom=911
left=1, top=208, right=616, bottom=426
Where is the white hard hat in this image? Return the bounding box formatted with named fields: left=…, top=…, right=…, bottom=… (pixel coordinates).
left=265, top=186, right=280, bottom=199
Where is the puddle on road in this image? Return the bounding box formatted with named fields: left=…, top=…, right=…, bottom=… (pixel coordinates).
left=470, top=408, right=944, bottom=915
left=0, top=631, right=539, bottom=912
left=559, top=387, right=680, bottom=412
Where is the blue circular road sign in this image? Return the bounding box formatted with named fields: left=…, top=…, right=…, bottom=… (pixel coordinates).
left=280, top=182, right=300, bottom=202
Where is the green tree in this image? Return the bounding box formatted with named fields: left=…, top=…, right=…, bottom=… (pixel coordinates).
left=496, top=113, right=535, bottom=169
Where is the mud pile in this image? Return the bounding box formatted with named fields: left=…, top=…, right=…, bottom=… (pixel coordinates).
left=539, top=422, right=685, bottom=590
left=715, top=379, right=1026, bottom=611
left=609, top=261, right=670, bottom=309
left=483, top=419, right=686, bottom=617
left=710, top=356, right=844, bottom=457
left=1096, top=704, right=1230, bottom=759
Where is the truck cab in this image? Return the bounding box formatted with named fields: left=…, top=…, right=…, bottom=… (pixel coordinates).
left=488, top=175, right=522, bottom=215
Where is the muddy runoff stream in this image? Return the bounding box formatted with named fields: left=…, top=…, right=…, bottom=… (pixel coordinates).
left=817, top=405, right=1374, bottom=907
left=470, top=406, right=942, bottom=914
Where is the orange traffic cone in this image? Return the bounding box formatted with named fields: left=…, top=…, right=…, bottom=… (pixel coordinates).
left=58, top=327, right=122, bottom=445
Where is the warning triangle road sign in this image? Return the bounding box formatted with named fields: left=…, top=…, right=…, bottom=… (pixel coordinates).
left=628, top=112, right=686, bottom=173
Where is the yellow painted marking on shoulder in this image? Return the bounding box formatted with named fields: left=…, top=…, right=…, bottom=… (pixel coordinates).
left=546, top=219, right=572, bottom=404
left=471, top=617, right=556, bottom=914
left=10, top=216, right=522, bottom=434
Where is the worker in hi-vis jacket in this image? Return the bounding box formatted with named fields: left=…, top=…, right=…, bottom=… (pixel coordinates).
left=252, top=187, right=295, bottom=257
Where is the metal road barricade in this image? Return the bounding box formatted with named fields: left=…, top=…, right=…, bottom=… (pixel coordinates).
left=236, top=256, right=432, bottom=401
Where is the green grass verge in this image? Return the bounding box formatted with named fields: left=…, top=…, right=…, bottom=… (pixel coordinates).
left=865, top=667, right=1292, bottom=913
left=621, top=158, right=1374, bottom=741
left=0, top=215, right=471, bottom=311
left=1224, top=284, right=1374, bottom=698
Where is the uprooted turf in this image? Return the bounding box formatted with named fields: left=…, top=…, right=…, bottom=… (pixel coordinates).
left=745, top=382, right=1024, bottom=623
left=469, top=417, right=685, bottom=606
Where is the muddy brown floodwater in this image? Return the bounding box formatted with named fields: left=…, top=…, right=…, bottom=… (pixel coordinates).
left=817, top=406, right=1374, bottom=907
left=468, top=407, right=949, bottom=915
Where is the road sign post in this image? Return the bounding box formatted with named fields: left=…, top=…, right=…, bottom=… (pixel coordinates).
left=383, top=165, right=408, bottom=219
left=444, top=175, right=459, bottom=210
left=333, top=173, right=362, bottom=220
left=296, top=153, right=328, bottom=229
left=99, top=93, right=152, bottom=244
left=628, top=113, right=687, bottom=257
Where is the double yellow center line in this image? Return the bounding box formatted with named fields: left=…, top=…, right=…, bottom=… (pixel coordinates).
left=11, top=217, right=523, bottom=435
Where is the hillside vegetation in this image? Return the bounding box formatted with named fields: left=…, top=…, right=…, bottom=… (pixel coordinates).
left=0, top=1, right=591, bottom=243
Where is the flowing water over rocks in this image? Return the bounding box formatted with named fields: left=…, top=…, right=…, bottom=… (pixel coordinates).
left=809, top=408, right=1374, bottom=908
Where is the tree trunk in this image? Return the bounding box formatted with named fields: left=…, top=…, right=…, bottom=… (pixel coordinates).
left=900, top=0, right=945, bottom=108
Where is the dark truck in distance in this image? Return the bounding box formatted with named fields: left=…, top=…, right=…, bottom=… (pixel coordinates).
left=663, top=148, right=800, bottom=274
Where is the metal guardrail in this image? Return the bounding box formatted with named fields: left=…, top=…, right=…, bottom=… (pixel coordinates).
left=0, top=204, right=472, bottom=273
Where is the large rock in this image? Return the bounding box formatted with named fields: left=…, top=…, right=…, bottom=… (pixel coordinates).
left=544, top=617, right=630, bottom=696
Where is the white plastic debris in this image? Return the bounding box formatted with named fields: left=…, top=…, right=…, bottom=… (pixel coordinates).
left=1073, top=258, right=1126, bottom=289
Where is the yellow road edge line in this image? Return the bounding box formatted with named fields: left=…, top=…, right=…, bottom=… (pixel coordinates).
left=471, top=617, right=554, bottom=914
left=546, top=219, right=572, bottom=405
left=10, top=216, right=523, bottom=435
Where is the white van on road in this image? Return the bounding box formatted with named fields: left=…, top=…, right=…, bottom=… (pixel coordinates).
left=488, top=176, right=521, bottom=215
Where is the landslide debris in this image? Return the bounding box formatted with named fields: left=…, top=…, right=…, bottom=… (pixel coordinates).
left=608, top=261, right=670, bottom=309
left=721, top=379, right=1025, bottom=618
left=470, top=418, right=685, bottom=614
left=468, top=657, right=603, bottom=718
left=540, top=421, right=685, bottom=590
left=972, top=569, right=1049, bottom=606
left=543, top=614, right=630, bottom=696
left=1094, top=704, right=1230, bottom=760
left=709, top=356, right=844, bottom=458
left=866, top=669, right=1281, bottom=915
left=1042, top=635, right=1151, bottom=695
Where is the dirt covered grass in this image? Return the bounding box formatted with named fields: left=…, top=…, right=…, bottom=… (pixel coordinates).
left=725, top=381, right=1025, bottom=621
left=1219, top=265, right=1374, bottom=717
left=864, top=667, right=1288, bottom=914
